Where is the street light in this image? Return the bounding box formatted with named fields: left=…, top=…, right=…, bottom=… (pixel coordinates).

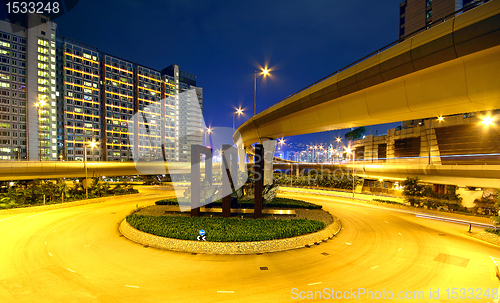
left=233, top=108, right=243, bottom=133
left=34, top=100, right=46, bottom=161
left=481, top=116, right=494, bottom=126
left=254, top=68, right=271, bottom=116
left=204, top=127, right=212, bottom=147
left=345, top=147, right=355, bottom=199
left=84, top=140, right=98, bottom=199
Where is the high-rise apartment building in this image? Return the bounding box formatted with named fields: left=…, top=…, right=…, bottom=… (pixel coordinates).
left=399, top=0, right=489, bottom=39
left=0, top=14, right=202, bottom=162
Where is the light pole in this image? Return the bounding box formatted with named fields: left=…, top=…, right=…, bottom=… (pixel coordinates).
left=34, top=100, right=46, bottom=161
left=84, top=140, right=98, bottom=199
left=254, top=68, right=270, bottom=116
left=204, top=127, right=212, bottom=147
left=233, top=108, right=243, bottom=133
left=345, top=147, right=355, bottom=199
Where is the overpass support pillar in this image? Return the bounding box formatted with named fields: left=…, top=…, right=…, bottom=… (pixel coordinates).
left=254, top=144, right=264, bottom=219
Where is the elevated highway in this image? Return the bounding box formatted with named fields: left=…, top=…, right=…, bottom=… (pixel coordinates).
left=235, top=0, right=500, bottom=147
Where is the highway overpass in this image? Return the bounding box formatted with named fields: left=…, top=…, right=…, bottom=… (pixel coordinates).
left=234, top=0, right=500, bottom=147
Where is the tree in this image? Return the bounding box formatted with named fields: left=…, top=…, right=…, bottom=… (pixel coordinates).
left=344, top=127, right=367, bottom=141
left=402, top=177, right=423, bottom=206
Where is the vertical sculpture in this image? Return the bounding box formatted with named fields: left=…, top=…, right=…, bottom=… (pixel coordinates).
left=221, top=144, right=237, bottom=218
left=191, top=144, right=213, bottom=217
left=254, top=144, right=264, bottom=219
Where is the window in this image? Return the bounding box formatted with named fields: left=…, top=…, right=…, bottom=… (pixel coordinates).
left=426, top=10, right=432, bottom=19
left=426, top=0, right=432, bottom=7
left=41, top=31, right=46, bottom=36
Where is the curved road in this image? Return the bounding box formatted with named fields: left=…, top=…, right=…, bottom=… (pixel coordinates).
left=0, top=189, right=498, bottom=302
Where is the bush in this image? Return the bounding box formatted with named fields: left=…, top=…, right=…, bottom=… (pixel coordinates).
left=126, top=214, right=326, bottom=242
left=372, top=199, right=404, bottom=205
left=155, top=197, right=322, bottom=209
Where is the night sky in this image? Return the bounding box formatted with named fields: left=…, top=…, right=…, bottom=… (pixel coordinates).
left=19, top=1, right=404, bottom=146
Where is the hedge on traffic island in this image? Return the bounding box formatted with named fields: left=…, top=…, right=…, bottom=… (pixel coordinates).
left=155, top=197, right=322, bottom=209
left=126, top=214, right=326, bottom=242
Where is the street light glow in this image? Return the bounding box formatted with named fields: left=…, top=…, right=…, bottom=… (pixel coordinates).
left=437, top=116, right=444, bottom=121
left=262, top=68, right=270, bottom=76
left=481, top=116, right=493, bottom=126
left=236, top=108, right=243, bottom=115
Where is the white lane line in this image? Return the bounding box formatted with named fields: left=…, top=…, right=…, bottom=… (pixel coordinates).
left=0, top=214, right=24, bottom=222
left=25, top=209, right=61, bottom=218
left=384, top=221, right=389, bottom=224
left=52, top=229, right=57, bottom=233
left=399, top=233, right=401, bottom=236
left=217, top=291, right=234, bottom=293
left=125, top=285, right=140, bottom=288
left=398, top=248, right=401, bottom=252
left=308, top=282, right=322, bottom=286
left=45, top=242, right=47, bottom=245
left=345, top=242, right=352, bottom=245
left=48, top=253, right=52, bottom=257
left=371, top=265, right=379, bottom=270
left=66, top=268, right=75, bottom=273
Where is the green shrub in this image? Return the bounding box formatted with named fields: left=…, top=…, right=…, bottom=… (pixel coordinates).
left=126, top=214, right=325, bottom=242
left=372, top=199, right=404, bottom=205
left=155, top=197, right=322, bottom=209
left=485, top=228, right=500, bottom=236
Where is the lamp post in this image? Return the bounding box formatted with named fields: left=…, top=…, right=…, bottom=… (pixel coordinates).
left=346, top=147, right=355, bottom=199
left=84, top=140, right=98, bottom=199
left=254, top=68, right=270, bottom=116
left=204, top=127, right=212, bottom=147
left=233, top=108, right=243, bottom=133
left=34, top=100, right=46, bottom=161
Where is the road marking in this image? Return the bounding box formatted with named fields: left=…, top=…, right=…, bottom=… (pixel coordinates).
left=25, top=209, right=61, bottom=218
left=52, top=229, right=57, bottom=233
left=0, top=214, right=24, bottom=222
left=308, top=282, right=322, bottom=286
left=217, top=291, right=234, bottom=293
left=72, top=219, right=75, bottom=221
left=45, top=242, right=47, bottom=245
left=384, top=221, right=389, bottom=224
left=66, top=268, right=75, bottom=273
left=48, top=253, right=52, bottom=257
left=125, top=285, right=139, bottom=288
left=345, top=242, right=352, bottom=245
left=371, top=265, right=379, bottom=270
left=399, top=233, right=401, bottom=236
left=398, top=248, right=401, bottom=252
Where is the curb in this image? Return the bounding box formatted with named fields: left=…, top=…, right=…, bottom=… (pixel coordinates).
left=0, top=193, right=145, bottom=215
left=119, top=216, right=342, bottom=255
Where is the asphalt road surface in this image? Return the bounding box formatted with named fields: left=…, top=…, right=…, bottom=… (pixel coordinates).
left=0, top=189, right=498, bottom=302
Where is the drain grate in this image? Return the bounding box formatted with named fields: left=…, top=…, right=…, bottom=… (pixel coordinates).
left=143, top=245, right=149, bottom=248
left=260, top=267, right=268, bottom=271
left=321, top=252, right=329, bottom=256
left=191, top=253, right=197, bottom=255
left=256, top=253, right=263, bottom=255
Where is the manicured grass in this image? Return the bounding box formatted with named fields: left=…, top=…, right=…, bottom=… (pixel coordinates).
left=155, top=197, right=322, bottom=209
left=126, top=214, right=326, bottom=242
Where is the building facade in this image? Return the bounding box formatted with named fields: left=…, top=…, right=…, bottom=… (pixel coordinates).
left=0, top=14, right=202, bottom=162
left=399, top=0, right=489, bottom=40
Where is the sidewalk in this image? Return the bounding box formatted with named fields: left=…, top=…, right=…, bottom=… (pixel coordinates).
left=278, top=186, right=494, bottom=225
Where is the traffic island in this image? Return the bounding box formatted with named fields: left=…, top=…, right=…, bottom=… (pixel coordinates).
left=119, top=202, right=341, bottom=254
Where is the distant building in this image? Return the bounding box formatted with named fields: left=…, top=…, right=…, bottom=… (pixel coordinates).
left=399, top=0, right=489, bottom=40
left=0, top=14, right=202, bottom=161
